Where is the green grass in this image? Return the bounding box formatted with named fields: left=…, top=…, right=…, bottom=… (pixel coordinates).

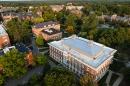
left=109, top=73, right=119, bottom=86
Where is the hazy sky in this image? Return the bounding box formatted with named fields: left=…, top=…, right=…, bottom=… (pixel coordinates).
left=0, top=0, right=130, bottom=2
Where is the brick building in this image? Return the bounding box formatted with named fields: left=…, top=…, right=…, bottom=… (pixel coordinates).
left=32, top=21, right=61, bottom=41
left=41, top=28, right=62, bottom=41
left=0, top=24, right=10, bottom=49
left=48, top=35, right=117, bottom=81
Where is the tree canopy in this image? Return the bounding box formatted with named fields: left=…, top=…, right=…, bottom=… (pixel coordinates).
left=0, top=49, right=27, bottom=85
left=44, top=67, right=77, bottom=86
left=35, top=36, right=44, bottom=46
left=80, top=74, right=97, bottom=86
left=6, top=18, right=32, bottom=44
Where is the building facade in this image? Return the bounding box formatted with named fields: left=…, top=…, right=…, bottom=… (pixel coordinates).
left=48, top=35, right=117, bottom=81
left=50, top=5, right=64, bottom=12
left=41, top=28, right=62, bottom=41
left=32, top=21, right=61, bottom=41
left=0, top=24, right=10, bottom=49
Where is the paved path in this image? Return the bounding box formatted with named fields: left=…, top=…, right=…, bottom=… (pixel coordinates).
left=31, top=37, right=39, bottom=55
left=40, top=50, right=49, bottom=55
left=105, top=70, right=124, bottom=86
left=112, top=72, right=124, bottom=86
left=126, top=61, right=130, bottom=67
left=106, top=70, right=113, bottom=86
left=5, top=66, right=44, bottom=86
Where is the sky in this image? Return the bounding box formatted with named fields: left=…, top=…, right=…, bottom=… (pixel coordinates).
left=0, top=0, right=127, bottom=1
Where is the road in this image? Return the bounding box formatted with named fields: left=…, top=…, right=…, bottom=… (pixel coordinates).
left=31, top=37, right=39, bottom=55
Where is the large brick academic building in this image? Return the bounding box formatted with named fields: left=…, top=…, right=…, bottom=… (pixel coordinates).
left=48, top=35, right=117, bottom=81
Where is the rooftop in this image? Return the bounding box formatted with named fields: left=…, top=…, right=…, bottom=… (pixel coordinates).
left=0, top=24, right=8, bottom=37
left=0, top=7, right=18, bottom=12
left=33, top=21, right=58, bottom=28
left=42, top=28, right=61, bottom=35
left=48, top=35, right=117, bottom=69
left=0, top=46, right=15, bottom=56
left=15, top=43, right=30, bottom=53
left=0, top=43, right=31, bottom=56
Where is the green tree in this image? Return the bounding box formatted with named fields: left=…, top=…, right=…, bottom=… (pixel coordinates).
left=35, top=36, right=44, bottom=46
left=32, top=17, right=44, bottom=24
left=44, top=67, right=77, bottom=86
left=65, top=14, right=77, bottom=26
left=66, top=26, right=75, bottom=35
left=6, top=18, right=31, bottom=44
left=0, top=75, right=5, bottom=86
left=82, top=14, right=99, bottom=40
left=80, top=74, right=97, bottom=86
left=0, top=49, right=27, bottom=79
left=36, top=55, right=48, bottom=65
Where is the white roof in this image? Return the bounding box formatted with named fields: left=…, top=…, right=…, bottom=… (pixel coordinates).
left=0, top=24, right=8, bottom=37
left=48, top=35, right=117, bottom=69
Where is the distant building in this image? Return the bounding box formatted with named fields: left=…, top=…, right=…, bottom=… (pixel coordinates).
left=17, top=12, right=36, bottom=21
left=65, top=4, right=83, bottom=17
left=0, top=7, right=18, bottom=13
left=1, top=11, right=37, bottom=22
left=36, top=9, right=43, bottom=17
left=0, top=24, right=10, bottom=49
left=50, top=5, right=64, bottom=12
left=32, top=21, right=61, bottom=41
left=41, top=28, right=62, bottom=41
left=1, top=12, right=17, bottom=22
left=98, top=14, right=130, bottom=23
left=66, top=5, right=83, bottom=11
left=48, top=35, right=117, bottom=81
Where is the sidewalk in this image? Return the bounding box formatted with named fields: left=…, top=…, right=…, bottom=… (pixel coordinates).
left=106, top=70, right=113, bottom=86
left=105, top=70, right=124, bottom=86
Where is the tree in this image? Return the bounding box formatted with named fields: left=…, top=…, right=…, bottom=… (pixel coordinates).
left=6, top=18, right=31, bottom=44
left=0, top=49, right=27, bottom=79
left=44, top=67, right=77, bottom=86
left=0, top=75, right=5, bottom=86
left=43, top=12, right=56, bottom=21
left=32, top=17, right=44, bottom=24
left=82, top=14, right=99, bottom=40
left=36, top=55, right=48, bottom=65
left=80, top=74, right=97, bottom=86
left=65, top=14, right=77, bottom=26
left=66, top=26, right=75, bottom=35
left=35, top=36, right=44, bottom=46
